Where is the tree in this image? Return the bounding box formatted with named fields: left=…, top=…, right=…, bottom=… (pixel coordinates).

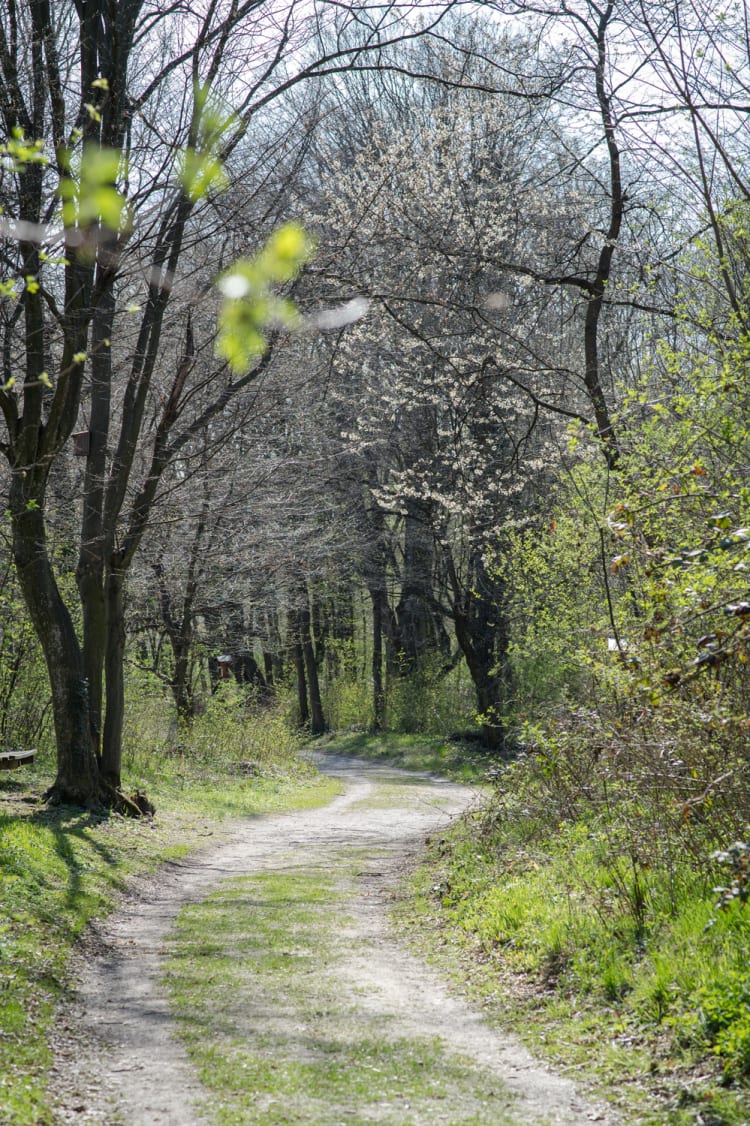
left=0, top=0, right=468, bottom=806
left=303, top=44, right=566, bottom=745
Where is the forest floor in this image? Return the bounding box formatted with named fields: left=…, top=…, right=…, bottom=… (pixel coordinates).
left=49, top=753, right=623, bottom=1126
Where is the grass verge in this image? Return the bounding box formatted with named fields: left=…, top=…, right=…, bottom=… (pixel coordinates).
left=318, top=730, right=495, bottom=783
left=400, top=810, right=750, bottom=1126
left=0, top=704, right=340, bottom=1126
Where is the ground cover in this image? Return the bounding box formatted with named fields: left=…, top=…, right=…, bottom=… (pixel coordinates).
left=402, top=796, right=750, bottom=1126
left=0, top=721, right=339, bottom=1126
left=319, top=730, right=494, bottom=783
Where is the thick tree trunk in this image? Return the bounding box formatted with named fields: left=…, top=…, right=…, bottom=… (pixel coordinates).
left=77, top=563, right=106, bottom=762
left=11, top=499, right=99, bottom=801
left=303, top=639, right=326, bottom=735
left=448, top=551, right=511, bottom=752
left=397, top=498, right=439, bottom=667
left=452, top=608, right=507, bottom=750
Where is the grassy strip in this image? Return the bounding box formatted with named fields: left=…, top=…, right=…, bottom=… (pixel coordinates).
left=400, top=812, right=750, bottom=1126
left=0, top=726, right=339, bottom=1126
left=164, top=863, right=519, bottom=1125
left=318, top=730, right=494, bottom=783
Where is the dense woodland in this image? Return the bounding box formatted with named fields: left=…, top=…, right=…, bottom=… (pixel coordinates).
left=0, top=0, right=743, bottom=842
left=3, top=0, right=750, bottom=1108
left=0, top=0, right=748, bottom=830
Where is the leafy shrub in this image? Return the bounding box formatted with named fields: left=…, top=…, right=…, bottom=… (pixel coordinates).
left=385, top=657, right=476, bottom=737
left=694, top=970, right=750, bottom=1077
left=322, top=672, right=374, bottom=732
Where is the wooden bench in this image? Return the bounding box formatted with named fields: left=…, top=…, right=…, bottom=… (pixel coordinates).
left=0, top=749, right=36, bottom=770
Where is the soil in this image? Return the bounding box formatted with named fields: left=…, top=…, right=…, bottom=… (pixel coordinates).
left=49, top=754, right=623, bottom=1126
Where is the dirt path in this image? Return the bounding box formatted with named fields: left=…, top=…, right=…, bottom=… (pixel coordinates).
left=50, top=756, right=622, bottom=1126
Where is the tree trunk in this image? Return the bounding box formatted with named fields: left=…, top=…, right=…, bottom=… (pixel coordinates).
left=397, top=498, right=439, bottom=667
left=452, top=607, right=507, bottom=750
left=76, top=561, right=106, bottom=763
left=101, top=567, right=126, bottom=789
left=77, top=284, right=116, bottom=762
left=289, top=607, right=309, bottom=727
left=583, top=2, right=622, bottom=466
left=171, top=641, right=194, bottom=719
left=11, top=498, right=99, bottom=801
left=298, top=594, right=326, bottom=736
left=447, top=550, right=511, bottom=752
left=369, top=585, right=386, bottom=731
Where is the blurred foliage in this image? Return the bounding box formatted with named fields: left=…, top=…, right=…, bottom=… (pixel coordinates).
left=216, top=223, right=314, bottom=372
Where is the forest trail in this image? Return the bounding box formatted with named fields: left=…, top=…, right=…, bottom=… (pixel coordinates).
left=51, top=755, right=622, bottom=1126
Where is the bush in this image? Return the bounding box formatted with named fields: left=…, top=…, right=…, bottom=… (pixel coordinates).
left=385, top=658, right=476, bottom=737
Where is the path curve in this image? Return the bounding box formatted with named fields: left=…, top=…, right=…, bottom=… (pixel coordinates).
left=50, top=756, right=622, bottom=1126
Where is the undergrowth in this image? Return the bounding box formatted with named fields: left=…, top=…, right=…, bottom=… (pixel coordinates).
left=404, top=720, right=750, bottom=1126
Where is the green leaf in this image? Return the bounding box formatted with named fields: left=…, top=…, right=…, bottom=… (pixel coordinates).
left=0, top=129, right=48, bottom=173
left=178, top=149, right=228, bottom=203
left=59, top=145, right=131, bottom=233
left=215, top=223, right=314, bottom=374
left=259, top=224, right=314, bottom=282
left=177, top=81, right=236, bottom=202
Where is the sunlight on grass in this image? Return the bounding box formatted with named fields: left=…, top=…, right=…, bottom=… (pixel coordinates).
left=165, top=867, right=518, bottom=1126
left=0, top=690, right=340, bottom=1126
left=320, top=731, right=495, bottom=783
left=405, top=811, right=750, bottom=1126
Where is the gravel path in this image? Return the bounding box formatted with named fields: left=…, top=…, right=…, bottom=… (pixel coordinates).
left=50, top=755, right=622, bottom=1126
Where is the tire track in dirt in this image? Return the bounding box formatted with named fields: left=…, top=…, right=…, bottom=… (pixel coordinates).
left=50, top=756, right=622, bottom=1126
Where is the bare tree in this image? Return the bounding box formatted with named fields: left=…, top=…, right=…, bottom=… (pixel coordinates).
left=0, top=0, right=468, bottom=806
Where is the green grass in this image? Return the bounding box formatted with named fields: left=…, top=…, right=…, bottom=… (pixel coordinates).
left=0, top=701, right=341, bottom=1126
left=164, top=865, right=520, bottom=1125
left=402, top=812, right=750, bottom=1126
left=318, top=730, right=495, bottom=783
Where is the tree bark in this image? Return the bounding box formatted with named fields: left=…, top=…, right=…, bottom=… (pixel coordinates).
left=77, top=283, right=116, bottom=762
left=396, top=498, right=441, bottom=667
left=292, top=638, right=309, bottom=728
left=11, top=495, right=100, bottom=800
left=369, top=586, right=386, bottom=731
left=101, top=567, right=126, bottom=789
left=298, top=586, right=326, bottom=735
left=447, top=548, right=510, bottom=751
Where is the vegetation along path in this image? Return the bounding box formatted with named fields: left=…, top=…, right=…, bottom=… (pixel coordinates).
left=51, top=755, right=621, bottom=1126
